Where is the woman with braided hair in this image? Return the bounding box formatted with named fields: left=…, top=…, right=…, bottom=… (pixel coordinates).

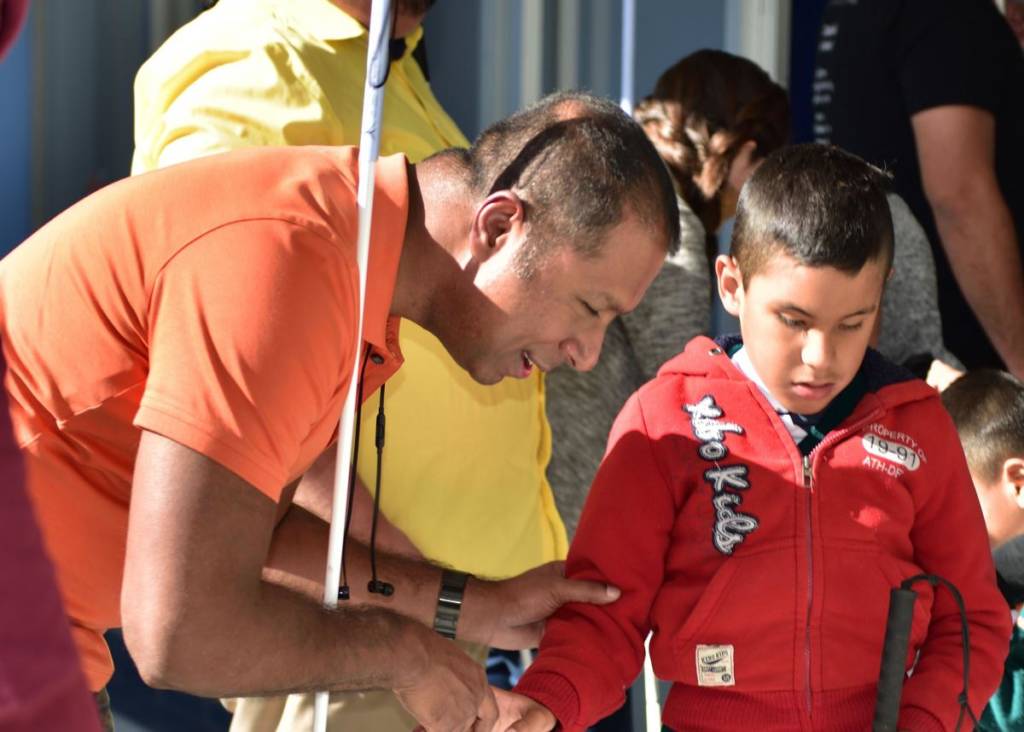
left=634, top=49, right=789, bottom=275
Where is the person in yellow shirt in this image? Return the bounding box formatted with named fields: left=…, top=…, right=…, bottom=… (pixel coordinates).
left=132, top=1, right=567, bottom=730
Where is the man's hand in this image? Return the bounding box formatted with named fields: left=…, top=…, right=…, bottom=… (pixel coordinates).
left=460, top=561, right=621, bottom=650
left=494, top=689, right=557, bottom=732
left=397, top=625, right=498, bottom=732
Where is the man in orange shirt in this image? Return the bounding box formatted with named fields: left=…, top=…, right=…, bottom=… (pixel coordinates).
left=0, top=92, right=679, bottom=731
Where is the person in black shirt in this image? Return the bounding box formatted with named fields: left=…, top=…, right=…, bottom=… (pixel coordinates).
left=813, top=0, right=1024, bottom=378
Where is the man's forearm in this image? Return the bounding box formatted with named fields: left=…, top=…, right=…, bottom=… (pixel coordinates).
left=912, top=104, right=1024, bottom=375
left=140, top=580, right=428, bottom=698
left=123, top=451, right=435, bottom=697
left=264, top=505, right=503, bottom=644
left=264, top=503, right=441, bottom=625
left=937, top=190, right=1024, bottom=372
left=932, top=190, right=1024, bottom=374
left=124, top=433, right=495, bottom=729
left=263, top=503, right=620, bottom=652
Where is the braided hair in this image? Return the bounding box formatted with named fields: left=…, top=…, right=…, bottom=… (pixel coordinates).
left=634, top=50, right=789, bottom=267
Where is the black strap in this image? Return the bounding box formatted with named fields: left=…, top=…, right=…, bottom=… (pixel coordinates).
left=366, top=383, right=391, bottom=595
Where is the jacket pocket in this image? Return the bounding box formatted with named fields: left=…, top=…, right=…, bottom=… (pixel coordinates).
left=661, top=547, right=799, bottom=690
left=671, top=560, right=740, bottom=642
left=819, top=547, right=933, bottom=689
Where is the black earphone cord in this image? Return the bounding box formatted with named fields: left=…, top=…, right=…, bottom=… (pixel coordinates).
left=339, top=344, right=392, bottom=600
left=902, top=574, right=979, bottom=731
left=342, top=0, right=397, bottom=597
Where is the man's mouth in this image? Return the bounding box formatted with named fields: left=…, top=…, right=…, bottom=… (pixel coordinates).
left=522, top=350, right=554, bottom=375
left=519, top=350, right=535, bottom=377
left=518, top=350, right=562, bottom=377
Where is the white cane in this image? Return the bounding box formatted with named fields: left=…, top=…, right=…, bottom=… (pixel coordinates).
left=313, top=1, right=395, bottom=730
left=619, top=0, right=636, bottom=115
left=619, top=6, right=662, bottom=726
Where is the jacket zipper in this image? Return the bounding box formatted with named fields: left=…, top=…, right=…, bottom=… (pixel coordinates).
left=803, top=454, right=813, bottom=717
left=799, top=407, right=884, bottom=721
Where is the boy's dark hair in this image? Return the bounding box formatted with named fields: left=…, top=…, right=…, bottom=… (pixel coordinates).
left=730, top=143, right=893, bottom=283
left=942, top=369, right=1024, bottom=483
left=463, top=91, right=680, bottom=266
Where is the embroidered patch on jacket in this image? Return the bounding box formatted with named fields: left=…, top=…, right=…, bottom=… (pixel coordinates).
left=860, top=423, right=927, bottom=479
left=685, top=395, right=758, bottom=555
left=696, top=644, right=735, bottom=686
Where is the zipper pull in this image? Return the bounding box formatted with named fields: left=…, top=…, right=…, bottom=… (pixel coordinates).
left=802, top=455, right=812, bottom=489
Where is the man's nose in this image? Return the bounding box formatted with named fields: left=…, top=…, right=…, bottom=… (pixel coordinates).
left=563, top=326, right=605, bottom=372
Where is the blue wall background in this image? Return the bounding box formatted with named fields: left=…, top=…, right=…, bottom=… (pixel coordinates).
left=634, top=0, right=726, bottom=100
left=0, top=2, right=182, bottom=256
left=0, top=5, right=32, bottom=255
left=29, top=2, right=150, bottom=235
left=426, top=0, right=727, bottom=141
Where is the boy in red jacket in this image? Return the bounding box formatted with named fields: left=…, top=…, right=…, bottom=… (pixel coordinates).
left=498, top=144, right=1010, bottom=732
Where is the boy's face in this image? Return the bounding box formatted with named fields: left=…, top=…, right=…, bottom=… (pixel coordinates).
left=970, top=463, right=1024, bottom=548
left=717, top=250, right=888, bottom=414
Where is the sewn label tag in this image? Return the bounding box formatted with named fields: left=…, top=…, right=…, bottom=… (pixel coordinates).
left=862, top=432, right=922, bottom=471
left=696, top=644, right=735, bottom=686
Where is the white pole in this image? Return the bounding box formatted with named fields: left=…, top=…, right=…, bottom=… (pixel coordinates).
left=619, top=0, right=636, bottom=114
left=313, top=1, right=394, bottom=730
left=621, top=7, right=647, bottom=725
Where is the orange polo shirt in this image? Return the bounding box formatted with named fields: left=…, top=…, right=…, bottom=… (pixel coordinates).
left=0, top=146, right=407, bottom=691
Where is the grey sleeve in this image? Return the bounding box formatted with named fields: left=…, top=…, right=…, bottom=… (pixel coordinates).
left=618, top=205, right=711, bottom=382
left=878, top=194, right=963, bottom=370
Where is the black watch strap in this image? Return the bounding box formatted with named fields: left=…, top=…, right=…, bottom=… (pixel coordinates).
left=433, top=569, right=470, bottom=639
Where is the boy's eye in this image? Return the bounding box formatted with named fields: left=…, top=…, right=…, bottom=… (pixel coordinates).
left=581, top=300, right=599, bottom=316
left=838, top=321, right=864, bottom=332
left=778, top=314, right=805, bottom=329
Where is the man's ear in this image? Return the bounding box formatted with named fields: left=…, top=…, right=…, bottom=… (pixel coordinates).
left=716, top=254, right=744, bottom=317
left=470, top=191, right=525, bottom=264
left=1003, top=457, right=1024, bottom=508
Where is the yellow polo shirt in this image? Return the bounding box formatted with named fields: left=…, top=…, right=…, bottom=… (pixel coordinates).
left=132, top=0, right=566, bottom=577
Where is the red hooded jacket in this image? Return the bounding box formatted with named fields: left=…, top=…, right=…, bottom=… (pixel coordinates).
left=516, top=336, right=1009, bottom=731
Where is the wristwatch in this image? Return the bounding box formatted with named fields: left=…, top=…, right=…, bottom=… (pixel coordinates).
left=433, top=569, right=471, bottom=639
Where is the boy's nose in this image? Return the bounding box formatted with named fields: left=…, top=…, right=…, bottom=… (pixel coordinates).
left=801, top=330, right=833, bottom=369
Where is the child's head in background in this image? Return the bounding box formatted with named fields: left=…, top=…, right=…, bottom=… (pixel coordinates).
left=943, top=369, right=1024, bottom=547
